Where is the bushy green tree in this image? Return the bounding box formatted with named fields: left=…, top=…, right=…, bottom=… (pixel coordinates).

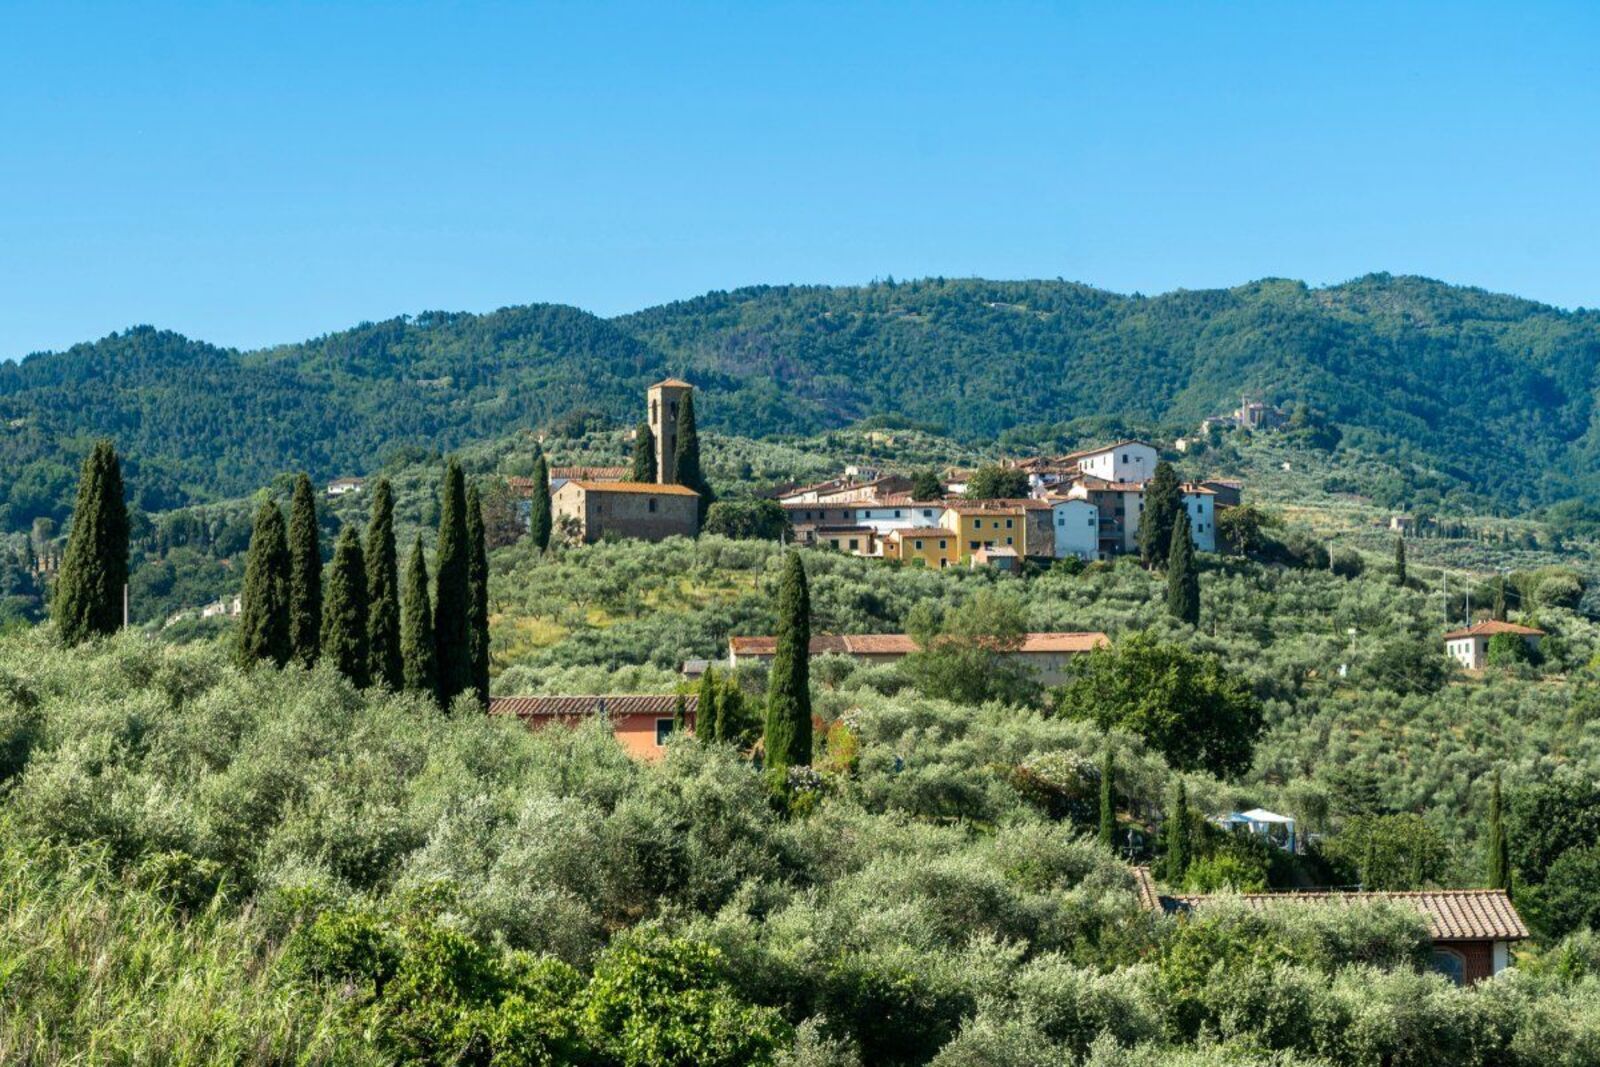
left=365, top=479, right=403, bottom=690
left=466, top=484, right=490, bottom=709
left=237, top=499, right=291, bottom=667
left=1139, top=461, right=1182, bottom=567
left=433, top=460, right=471, bottom=709
left=1486, top=631, right=1534, bottom=668
left=320, top=525, right=370, bottom=688
left=1165, top=509, right=1199, bottom=625
left=630, top=422, right=657, bottom=483
left=764, top=552, right=812, bottom=775
left=703, top=499, right=790, bottom=541
left=1322, top=814, right=1449, bottom=890
left=904, top=591, right=1039, bottom=706
left=1056, top=632, right=1262, bottom=779
left=910, top=469, right=944, bottom=500
left=528, top=450, right=552, bottom=552
left=964, top=464, right=1029, bottom=500
left=401, top=534, right=436, bottom=697
left=52, top=441, right=128, bottom=645
left=287, top=474, right=322, bottom=665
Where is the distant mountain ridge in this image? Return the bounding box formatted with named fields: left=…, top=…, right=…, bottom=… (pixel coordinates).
left=2, top=274, right=1598, bottom=530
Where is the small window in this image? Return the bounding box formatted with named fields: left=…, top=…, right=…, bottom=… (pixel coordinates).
left=970, top=540, right=980, bottom=550
left=655, top=718, right=674, bottom=745
left=1429, top=949, right=1466, bottom=986
left=914, top=540, right=924, bottom=550
left=1005, top=518, right=1014, bottom=528
left=939, top=540, right=947, bottom=549
left=1006, top=536, right=1014, bottom=545
left=894, top=510, right=902, bottom=518
left=648, top=498, right=658, bottom=513
left=848, top=539, right=859, bottom=550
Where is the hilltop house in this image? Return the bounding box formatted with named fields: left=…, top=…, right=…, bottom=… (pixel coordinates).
left=491, top=695, right=696, bottom=761
left=326, top=476, right=364, bottom=497
left=1067, top=440, right=1158, bottom=484
left=728, top=631, right=1109, bottom=687
left=1131, top=867, right=1528, bottom=986
left=1444, top=620, right=1546, bottom=670
left=551, top=481, right=699, bottom=543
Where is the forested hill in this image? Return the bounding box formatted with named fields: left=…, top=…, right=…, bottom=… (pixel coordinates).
left=622, top=275, right=1600, bottom=510
left=3, top=274, right=1600, bottom=530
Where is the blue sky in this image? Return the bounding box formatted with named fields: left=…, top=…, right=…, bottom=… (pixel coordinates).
left=2, top=1, right=1596, bottom=359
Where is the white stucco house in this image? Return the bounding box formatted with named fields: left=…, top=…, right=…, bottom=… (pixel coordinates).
left=1050, top=498, right=1100, bottom=560
left=1073, top=440, right=1157, bottom=484
left=1181, top=484, right=1217, bottom=553
left=1444, top=620, right=1546, bottom=670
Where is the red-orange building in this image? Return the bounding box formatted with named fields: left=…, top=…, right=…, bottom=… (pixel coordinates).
left=490, top=694, right=697, bottom=761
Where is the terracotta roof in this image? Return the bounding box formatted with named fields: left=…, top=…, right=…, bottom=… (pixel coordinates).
left=651, top=378, right=694, bottom=389
left=491, top=694, right=698, bottom=718
left=1017, top=632, right=1110, bottom=653
left=885, top=526, right=952, bottom=539
left=1132, top=867, right=1529, bottom=941
left=729, top=631, right=1108, bottom=657
left=1443, top=620, right=1546, bottom=641
left=782, top=501, right=861, bottom=512
left=1179, top=483, right=1217, bottom=495
left=550, top=465, right=627, bottom=481
left=563, top=480, right=700, bottom=496
left=1074, top=477, right=1148, bottom=493
left=1063, top=439, right=1157, bottom=461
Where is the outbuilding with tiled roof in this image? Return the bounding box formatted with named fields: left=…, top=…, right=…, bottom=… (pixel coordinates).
left=1443, top=619, right=1546, bottom=671
left=491, top=694, right=697, bottom=760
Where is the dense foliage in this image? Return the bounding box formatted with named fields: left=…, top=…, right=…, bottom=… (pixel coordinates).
left=8, top=275, right=1600, bottom=532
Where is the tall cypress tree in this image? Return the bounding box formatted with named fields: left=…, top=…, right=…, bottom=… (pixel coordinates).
left=528, top=451, right=552, bottom=552
left=672, top=692, right=686, bottom=735
left=1098, top=746, right=1117, bottom=850
left=466, top=484, right=491, bottom=709
left=1165, top=778, right=1190, bottom=885
left=696, top=666, right=720, bottom=742
left=1139, top=462, right=1182, bottom=568
left=238, top=499, right=292, bottom=667
left=719, top=679, right=744, bottom=745
left=631, top=422, right=657, bottom=483
left=433, top=460, right=472, bottom=709
left=1394, top=536, right=1407, bottom=587
left=321, top=525, right=370, bottom=687
left=1166, top=510, right=1200, bottom=626
left=401, top=534, right=437, bottom=697
left=365, top=478, right=403, bottom=690
left=53, top=440, right=129, bottom=645
left=1487, top=769, right=1511, bottom=890
left=764, top=552, right=812, bottom=775
left=673, top=391, right=713, bottom=523
left=1493, top=576, right=1508, bottom=622
left=287, top=473, right=323, bottom=665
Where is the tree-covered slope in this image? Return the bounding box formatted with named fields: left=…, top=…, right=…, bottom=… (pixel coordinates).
left=622, top=275, right=1600, bottom=510
left=0, top=306, right=668, bottom=527
left=4, top=274, right=1600, bottom=532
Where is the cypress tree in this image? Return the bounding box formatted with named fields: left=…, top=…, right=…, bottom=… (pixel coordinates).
left=1487, top=769, right=1511, bottom=890
left=365, top=478, right=403, bottom=690
left=1098, top=746, right=1116, bottom=850
left=53, top=440, right=129, bottom=645
left=673, top=391, right=713, bottom=524
left=1493, top=576, right=1508, bottom=622
left=1165, top=778, right=1190, bottom=885
left=287, top=473, right=323, bottom=665
left=1166, top=510, right=1200, bottom=626
left=631, top=422, right=657, bottom=483
left=401, top=534, right=437, bottom=697
left=696, top=666, right=720, bottom=741
left=528, top=451, right=552, bottom=552
left=433, top=460, right=472, bottom=708
left=321, top=525, right=370, bottom=687
left=466, top=484, right=491, bottom=709
left=719, top=679, right=744, bottom=744
left=1394, top=535, right=1407, bottom=587
left=764, top=552, right=812, bottom=775
left=672, top=692, right=686, bottom=734
left=238, top=499, right=292, bottom=667
left=1139, top=461, right=1182, bottom=568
